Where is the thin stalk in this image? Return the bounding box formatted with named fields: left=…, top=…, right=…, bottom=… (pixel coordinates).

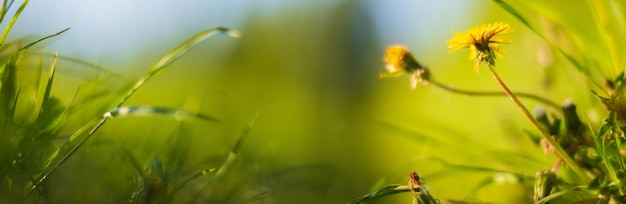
left=429, top=79, right=561, bottom=112
left=487, top=66, right=590, bottom=182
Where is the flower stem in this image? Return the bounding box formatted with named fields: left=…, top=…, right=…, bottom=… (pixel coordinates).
left=487, top=66, right=590, bottom=182
left=429, top=79, right=561, bottom=112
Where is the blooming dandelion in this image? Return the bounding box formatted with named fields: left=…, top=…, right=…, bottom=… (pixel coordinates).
left=380, top=45, right=429, bottom=89
left=447, top=22, right=513, bottom=71
left=447, top=23, right=588, bottom=181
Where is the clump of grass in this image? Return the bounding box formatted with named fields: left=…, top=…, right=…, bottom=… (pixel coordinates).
left=0, top=0, right=251, bottom=202
left=0, top=0, right=74, bottom=201
left=355, top=1, right=626, bottom=203
left=29, top=27, right=240, bottom=202
left=31, top=26, right=240, bottom=191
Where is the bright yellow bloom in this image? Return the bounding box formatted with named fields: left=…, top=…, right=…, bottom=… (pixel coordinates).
left=380, top=45, right=429, bottom=89
left=381, top=45, right=422, bottom=76
left=447, top=22, right=513, bottom=71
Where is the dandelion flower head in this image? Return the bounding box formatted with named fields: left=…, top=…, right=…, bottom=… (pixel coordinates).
left=382, top=45, right=422, bottom=76
left=380, top=45, right=429, bottom=89
left=446, top=22, right=513, bottom=71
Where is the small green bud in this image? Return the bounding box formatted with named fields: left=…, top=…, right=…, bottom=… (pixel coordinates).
left=534, top=106, right=549, bottom=126
left=562, top=99, right=581, bottom=133
left=534, top=169, right=557, bottom=202
left=534, top=106, right=560, bottom=135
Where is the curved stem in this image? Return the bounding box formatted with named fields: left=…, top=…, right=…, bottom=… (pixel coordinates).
left=487, top=66, right=590, bottom=183
left=429, top=79, right=562, bottom=112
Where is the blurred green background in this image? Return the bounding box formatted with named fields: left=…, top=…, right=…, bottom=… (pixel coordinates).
left=5, top=0, right=607, bottom=203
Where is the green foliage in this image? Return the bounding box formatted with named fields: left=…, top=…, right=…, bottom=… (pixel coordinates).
left=0, top=1, right=248, bottom=202
left=354, top=0, right=626, bottom=203
left=2, top=0, right=625, bottom=203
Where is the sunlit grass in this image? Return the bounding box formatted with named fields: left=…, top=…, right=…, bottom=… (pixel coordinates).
left=0, top=0, right=257, bottom=202
left=354, top=1, right=626, bottom=203
left=2, top=0, right=625, bottom=203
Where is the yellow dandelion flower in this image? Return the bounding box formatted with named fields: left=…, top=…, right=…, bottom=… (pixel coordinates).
left=381, top=45, right=422, bottom=76
left=447, top=22, right=513, bottom=71
left=380, top=45, right=429, bottom=89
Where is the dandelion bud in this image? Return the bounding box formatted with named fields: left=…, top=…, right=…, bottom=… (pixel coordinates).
left=562, top=99, right=581, bottom=132
left=534, top=106, right=559, bottom=135
left=533, top=169, right=557, bottom=202
left=534, top=106, right=549, bottom=126
left=380, top=45, right=430, bottom=89
left=383, top=45, right=423, bottom=74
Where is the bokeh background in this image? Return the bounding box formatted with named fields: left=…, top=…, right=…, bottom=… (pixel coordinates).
left=6, top=0, right=603, bottom=203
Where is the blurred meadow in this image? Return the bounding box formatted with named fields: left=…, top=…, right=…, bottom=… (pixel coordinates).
left=1, top=0, right=624, bottom=203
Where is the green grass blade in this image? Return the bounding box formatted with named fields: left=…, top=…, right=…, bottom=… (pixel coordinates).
left=584, top=110, right=619, bottom=188
left=207, top=114, right=258, bottom=186
left=535, top=186, right=589, bottom=204
left=1, top=56, right=18, bottom=124
left=10, top=87, right=19, bottom=120
left=230, top=113, right=257, bottom=153
left=107, top=105, right=220, bottom=122
left=20, top=28, right=70, bottom=51
left=592, top=122, right=619, bottom=186
left=38, top=84, right=80, bottom=135
left=33, top=55, right=42, bottom=86
left=37, top=53, right=57, bottom=124
left=175, top=168, right=216, bottom=193
left=35, top=52, right=129, bottom=80
left=349, top=184, right=419, bottom=204
left=0, top=0, right=28, bottom=46
left=0, top=0, right=12, bottom=27
left=115, top=26, right=239, bottom=108
left=428, top=156, right=521, bottom=175
left=589, top=0, right=625, bottom=75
